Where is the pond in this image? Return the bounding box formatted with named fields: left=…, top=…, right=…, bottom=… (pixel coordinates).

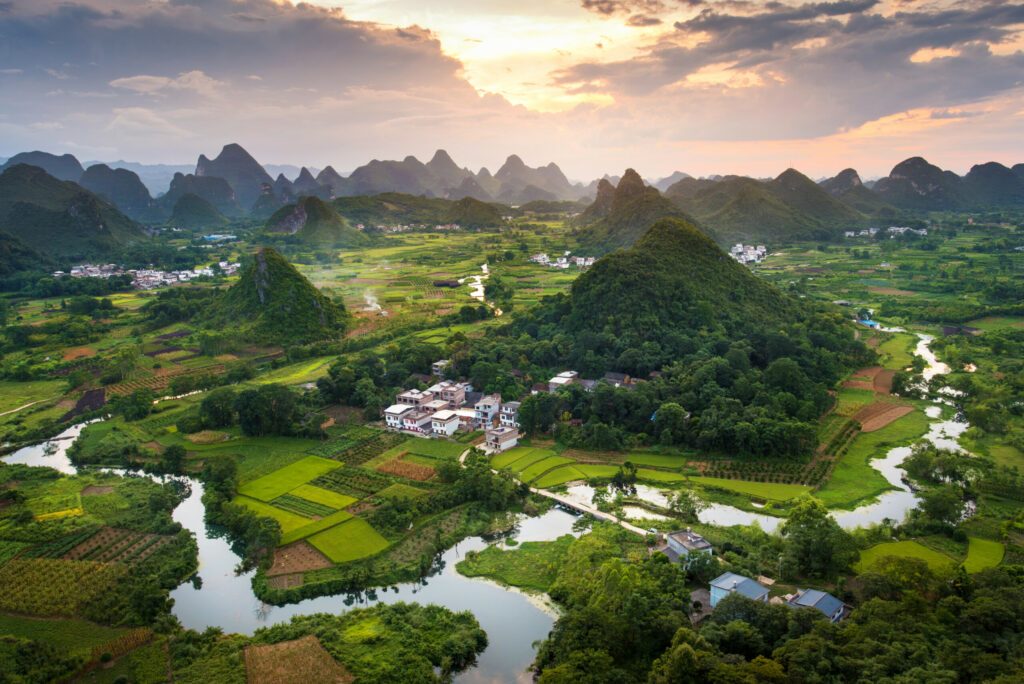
left=2, top=424, right=577, bottom=683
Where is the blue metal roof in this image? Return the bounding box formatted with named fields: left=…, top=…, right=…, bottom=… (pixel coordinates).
left=711, top=572, right=768, bottom=601
left=792, top=589, right=844, bottom=617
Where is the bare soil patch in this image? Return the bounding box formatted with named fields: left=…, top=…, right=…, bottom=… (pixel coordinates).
left=854, top=402, right=915, bottom=432
left=376, top=458, right=435, bottom=481
left=244, top=636, right=353, bottom=684
left=80, top=485, right=114, bottom=496
left=874, top=369, right=895, bottom=394
left=63, top=347, right=96, bottom=361
left=322, top=405, right=363, bottom=423
left=268, top=541, right=332, bottom=577
left=184, top=430, right=230, bottom=444
left=843, top=366, right=881, bottom=391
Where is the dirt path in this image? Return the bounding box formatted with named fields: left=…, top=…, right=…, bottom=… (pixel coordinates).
left=0, top=400, right=46, bottom=418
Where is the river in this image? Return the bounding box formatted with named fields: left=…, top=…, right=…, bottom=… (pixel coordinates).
left=558, top=333, right=967, bottom=533
left=2, top=424, right=577, bottom=683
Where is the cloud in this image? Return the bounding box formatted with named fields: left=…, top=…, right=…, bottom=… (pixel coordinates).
left=627, top=14, right=663, bottom=27
left=581, top=0, right=666, bottom=17
left=109, top=70, right=225, bottom=97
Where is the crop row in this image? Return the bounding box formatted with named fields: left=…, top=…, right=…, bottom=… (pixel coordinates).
left=23, top=527, right=101, bottom=559
left=332, top=432, right=407, bottom=466
left=272, top=494, right=336, bottom=518
left=0, top=558, right=128, bottom=616
left=313, top=467, right=394, bottom=498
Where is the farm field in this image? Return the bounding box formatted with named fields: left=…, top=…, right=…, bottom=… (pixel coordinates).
left=855, top=540, right=956, bottom=573
left=963, top=537, right=1005, bottom=573
left=238, top=456, right=342, bottom=502
left=245, top=635, right=353, bottom=684
left=0, top=614, right=129, bottom=656
left=623, top=452, right=689, bottom=469
left=456, top=535, right=574, bottom=592
left=309, top=518, right=390, bottom=563
left=689, top=477, right=811, bottom=502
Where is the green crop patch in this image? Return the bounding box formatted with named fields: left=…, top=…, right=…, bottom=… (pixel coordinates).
left=574, top=464, right=622, bottom=479
left=308, top=518, right=390, bottom=563
left=237, top=456, right=341, bottom=502
left=855, top=540, right=956, bottom=573
left=376, top=483, right=428, bottom=501
left=689, top=477, right=811, bottom=501
left=233, top=496, right=312, bottom=534
left=406, top=439, right=465, bottom=460
left=624, top=453, right=689, bottom=469
left=519, top=456, right=574, bottom=482
left=963, top=537, right=1004, bottom=573
left=289, top=484, right=357, bottom=510
left=491, top=446, right=539, bottom=470
left=279, top=509, right=355, bottom=546
left=636, top=469, right=686, bottom=483
left=533, top=465, right=587, bottom=488
left=271, top=494, right=336, bottom=519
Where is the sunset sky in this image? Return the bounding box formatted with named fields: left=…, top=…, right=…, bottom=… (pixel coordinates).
left=2, top=0, right=1023, bottom=180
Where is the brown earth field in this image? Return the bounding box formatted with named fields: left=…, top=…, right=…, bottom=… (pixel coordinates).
left=854, top=402, right=915, bottom=432
left=267, top=541, right=333, bottom=577
left=376, top=458, right=435, bottom=481
left=245, top=635, right=353, bottom=684
left=62, top=347, right=96, bottom=361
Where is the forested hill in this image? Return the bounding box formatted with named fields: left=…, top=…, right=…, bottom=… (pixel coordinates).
left=463, top=217, right=867, bottom=457
left=563, top=217, right=790, bottom=343
left=207, top=247, right=347, bottom=344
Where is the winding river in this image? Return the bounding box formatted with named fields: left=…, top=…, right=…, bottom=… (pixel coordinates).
left=2, top=427, right=574, bottom=683
left=1, top=332, right=965, bottom=680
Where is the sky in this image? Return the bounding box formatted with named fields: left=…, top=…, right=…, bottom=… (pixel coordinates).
left=1, top=0, right=1023, bottom=181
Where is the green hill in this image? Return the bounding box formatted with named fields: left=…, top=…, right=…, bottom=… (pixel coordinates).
left=444, top=196, right=505, bottom=227
left=266, top=196, right=369, bottom=245
left=0, top=231, right=52, bottom=276
left=564, top=217, right=792, bottom=343
left=666, top=170, right=866, bottom=244
left=0, top=164, right=145, bottom=258
left=332, top=192, right=505, bottom=228
left=169, top=193, right=229, bottom=229
left=575, top=170, right=694, bottom=252
left=819, top=169, right=895, bottom=215
left=209, top=247, right=347, bottom=343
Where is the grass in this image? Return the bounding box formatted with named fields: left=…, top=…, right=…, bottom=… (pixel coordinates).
left=636, top=469, right=687, bottom=483
left=519, top=455, right=574, bottom=482
left=237, top=456, right=342, bottom=502
left=456, top=535, right=574, bottom=592
left=689, top=477, right=811, bottom=501
left=491, top=446, right=537, bottom=469
left=574, top=464, right=622, bottom=479
left=289, top=484, right=357, bottom=510
left=0, top=380, right=65, bottom=414
left=232, top=496, right=312, bottom=534
left=965, top=315, right=1024, bottom=332
left=855, top=540, right=956, bottom=573
left=533, top=465, right=587, bottom=488
left=963, top=537, right=1004, bottom=573
left=816, top=408, right=930, bottom=509
left=877, top=333, right=916, bottom=370
left=0, top=614, right=128, bottom=656
left=308, top=518, right=390, bottom=563
left=279, top=509, right=355, bottom=546
left=405, top=439, right=465, bottom=459
left=623, top=452, right=689, bottom=469
left=376, top=483, right=428, bottom=501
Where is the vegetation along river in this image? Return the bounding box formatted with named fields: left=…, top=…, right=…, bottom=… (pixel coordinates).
left=1, top=333, right=964, bottom=682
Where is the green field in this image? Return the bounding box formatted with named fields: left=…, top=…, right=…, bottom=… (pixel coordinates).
left=491, top=446, right=537, bottom=469
left=624, top=453, right=689, bottom=469
left=376, top=483, right=428, bottom=501
left=309, top=518, right=390, bottom=563
left=963, top=537, right=1004, bottom=573
left=456, top=535, right=574, bottom=592
left=289, top=484, right=357, bottom=510
left=0, top=380, right=64, bottom=415
left=406, top=439, right=466, bottom=459
left=636, top=469, right=687, bottom=483
left=855, top=540, right=956, bottom=573
left=817, top=408, right=929, bottom=509
left=877, top=333, right=917, bottom=370
left=689, top=477, right=811, bottom=501
left=237, top=455, right=342, bottom=502
left=519, top=456, right=574, bottom=482
left=965, top=316, right=1024, bottom=332
left=0, top=614, right=129, bottom=656
left=533, top=465, right=587, bottom=488
left=232, top=495, right=312, bottom=534
left=279, top=509, right=355, bottom=545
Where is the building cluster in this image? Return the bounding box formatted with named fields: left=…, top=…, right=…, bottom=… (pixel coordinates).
left=729, top=244, right=768, bottom=264
left=542, top=369, right=641, bottom=394
left=200, top=234, right=237, bottom=243
left=844, top=226, right=928, bottom=238
left=384, top=367, right=522, bottom=453
left=53, top=261, right=240, bottom=290
left=356, top=223, right=462, bottom=234
left=529, top=251, right=596, bottom=269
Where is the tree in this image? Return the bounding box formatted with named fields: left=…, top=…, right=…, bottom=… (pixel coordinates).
left=161, top=444, right=186, bottom=474
left=655, top=402, right=689, bottom=445
left=233, top=384, right=298, bottom=436
left=199, top=387, right=237, bottom=428
left=667, top=490, right=705, bottom=523
left=779, top=497, right=857, bottom=579
left=919, top=484, right=964, bottom=527
left=112, top=389, right=154, bottom=421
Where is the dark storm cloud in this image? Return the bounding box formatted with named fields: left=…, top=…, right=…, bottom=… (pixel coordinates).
left=581, top=0, right=667, bottom=16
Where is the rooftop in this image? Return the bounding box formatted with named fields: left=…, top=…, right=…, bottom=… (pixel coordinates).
left=432, top=410, right=457, bottom=421
left=668, top=529, right=712, bottom=552
left=788, top=589, right=844, bottom=618
left=384, top=403, right=414, bottom=414
left=711, top=572, right=769, bottom=601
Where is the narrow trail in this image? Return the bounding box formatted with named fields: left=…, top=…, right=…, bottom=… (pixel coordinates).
left=0, top=399, right=46, bottom=418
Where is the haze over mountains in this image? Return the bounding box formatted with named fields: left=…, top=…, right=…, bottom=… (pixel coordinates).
left=3, top=141, right=1024, bottom=264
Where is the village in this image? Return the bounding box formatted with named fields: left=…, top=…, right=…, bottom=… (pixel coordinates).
left=52, top=261, right=241, bottom=290
left=728, top=243, right=768, bottom=264
left=529, top=251, right=597, bottom=269
left=843, top=225, right=929, bottom=238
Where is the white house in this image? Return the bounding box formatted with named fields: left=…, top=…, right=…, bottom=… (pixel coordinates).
left=431, top=360, right=450, bottom=377
left=429, top=381, right=468, bottom=409
left=710, top=572, right=769, bottom=608
left=485, top=426, right=519, bottom=452
left=548, top=370, right=578, bottom=393
left=401, top=408, right=434, bottom=434
left=474, top=394, right=501, bottom=428
left=499, top=401, right=521, bottom=428
left=431, top=410, right=460, bottom=437
left=384, top=404, right=415, bottom=430
left=454, top=408, right=478, bottom=430
left=664, top=529, right=713, bottom=565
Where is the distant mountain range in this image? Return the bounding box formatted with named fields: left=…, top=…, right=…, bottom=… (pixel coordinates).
left=2, top=145, right=1023, bottom=255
